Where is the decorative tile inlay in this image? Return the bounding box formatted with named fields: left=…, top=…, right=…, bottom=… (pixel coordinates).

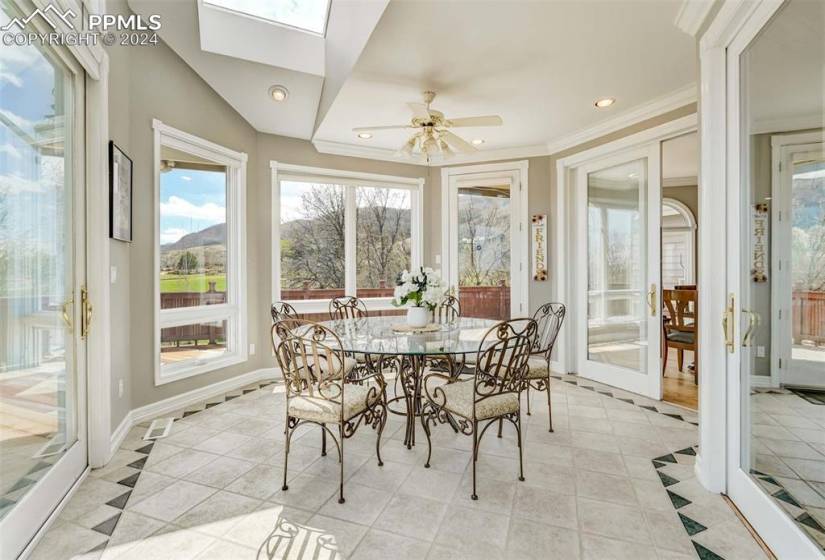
left=678, top=512, right=708, bottom=536
left=91, top=513, right=121, bottom=536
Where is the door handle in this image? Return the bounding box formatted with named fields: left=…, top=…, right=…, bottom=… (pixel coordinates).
left=81, top=286, right=92, bottom=339
left=742, top=310, right=760, bottom=347
left=722, top=293, right=735, bottom=353
left=647, top=284, right=657, bottom=317
left=61, top=296, right=74, bottom=333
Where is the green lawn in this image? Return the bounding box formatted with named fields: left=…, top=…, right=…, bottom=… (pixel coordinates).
left=160, top=274, right=226, bottom=293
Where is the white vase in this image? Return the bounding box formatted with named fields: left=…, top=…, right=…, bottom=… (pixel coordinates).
left=406, top=306, right=430, bottom=328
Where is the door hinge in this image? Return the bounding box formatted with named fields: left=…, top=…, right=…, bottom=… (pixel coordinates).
left=779, top=358, right=783, bottom=369
left=778, top=210, right=782, bottom=221
left=778, top=309, right=782, bottom=320
left=778, top=161, right=783, bottom=172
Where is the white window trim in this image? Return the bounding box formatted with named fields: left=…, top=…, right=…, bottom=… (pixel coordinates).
left=153, top=120, right=248, bottom=385
left=270, top=162, right=425, bottom=314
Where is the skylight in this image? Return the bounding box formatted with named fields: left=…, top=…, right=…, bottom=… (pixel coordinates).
left=204, top=0, right=331, bottom=35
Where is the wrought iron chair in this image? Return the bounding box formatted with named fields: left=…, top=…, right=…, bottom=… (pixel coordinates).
left=434, top=295, right=461, bottom=324
left=272, top=319, right=387, bottom=504
left=329, top=296, right=368, bottom=320
left=524, top=303, right=566, bottom=432
left=420, top=318, right=537, bottom=500
left=271, top=301, right=298, bottom=322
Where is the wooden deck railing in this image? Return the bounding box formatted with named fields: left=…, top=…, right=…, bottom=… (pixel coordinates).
left=793, top=291, right=825, bottom=345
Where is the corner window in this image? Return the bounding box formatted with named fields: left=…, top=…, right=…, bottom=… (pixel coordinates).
left=272, top=164, right=422, bottom=313
left=154, top=121, right=247, bottom=384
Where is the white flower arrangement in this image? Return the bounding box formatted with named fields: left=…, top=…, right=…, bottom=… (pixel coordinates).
left=392, top=267, right=446, bottom=311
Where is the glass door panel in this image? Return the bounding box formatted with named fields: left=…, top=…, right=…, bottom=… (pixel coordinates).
left=0, top=3, right=86, bottom=555
left=788, top=153, right=825, bottom=383
left=457, top=183, right=511, bottom=320
left=575, top=146, right=661, bottom=398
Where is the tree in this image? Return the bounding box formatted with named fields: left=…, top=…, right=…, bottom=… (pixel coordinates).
left=176, top=251, right=198, bottom=274
left=356, top=188, right=410, bottom=288
left=457, top=191, right=510, bottom=287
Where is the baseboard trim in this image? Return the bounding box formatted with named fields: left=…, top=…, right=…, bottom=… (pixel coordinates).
left=750, top=375, right=778, bottom=389
left=108, top=368, right=278, bottom=459
left=19, top=467, right=90, bottom=560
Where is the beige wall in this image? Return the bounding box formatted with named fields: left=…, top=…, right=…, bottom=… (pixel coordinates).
left=106, top=12, right=697, bottom=429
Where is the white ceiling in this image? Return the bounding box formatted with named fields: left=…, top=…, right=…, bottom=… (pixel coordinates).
left=129, top=0, right=698, bottom=162
left=313, top=0, right=697, bottom=156
left=662, top=132, right=698, bottom=182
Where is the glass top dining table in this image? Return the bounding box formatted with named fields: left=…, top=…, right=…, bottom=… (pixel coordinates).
left=319, top=316, right=500, bottom=356
left=320, top=315, right=501, bottom=448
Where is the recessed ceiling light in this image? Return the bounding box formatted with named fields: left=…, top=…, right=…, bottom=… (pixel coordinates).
left=471, top=139, right=485, bottom=145
left=594, top=97, right=615, bottom=108
left=268, top=85, right=289, bottom=102
left=357, top=132, right=373, bottom=139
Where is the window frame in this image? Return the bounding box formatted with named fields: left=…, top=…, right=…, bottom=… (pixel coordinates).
left=661, top=197, right=697, bottom=288
left=153, top=120, right=248, bottom=385
left=271, top=162, right=424, bottom=314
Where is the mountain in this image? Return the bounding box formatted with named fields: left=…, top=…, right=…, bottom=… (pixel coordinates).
left=161, top=223, right=226, bottom=252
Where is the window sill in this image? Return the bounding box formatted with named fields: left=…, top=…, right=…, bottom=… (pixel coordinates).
left=154, top=352, right=248, bottom=386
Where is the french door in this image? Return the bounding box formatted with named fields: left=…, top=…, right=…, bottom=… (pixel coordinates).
left=574, top=145, right=662, bottom=399
left=0, top=10, right=88, bottom=557
left=773, top=138, right=825, bottom=387
left=444, top=165, right=527, bottom=320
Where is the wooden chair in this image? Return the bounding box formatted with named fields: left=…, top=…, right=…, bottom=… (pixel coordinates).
left=272, top=319, right=387, bottom=504
left=420, top=318, right=538, bottom=500
left=329, top=296, right=368, bottom=320
left=524, top=303, right=566, bottom=432
left=662, top=289, right=698, bottom=383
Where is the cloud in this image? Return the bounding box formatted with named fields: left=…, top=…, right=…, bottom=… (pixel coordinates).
left=180, top=175, right=192, bottom=181
left=160, top=195, right=225, bottom=222
left=0, top=109, right=34, bottom=133
left=0, top=173, right=45, bottom=195
left=0, top=143, right=22, bottom=159
left=0, top=72, right=22, bottom=87
left=160, top=227, right=189, bottom=244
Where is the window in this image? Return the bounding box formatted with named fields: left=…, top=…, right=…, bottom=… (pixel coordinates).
left=154, top=121, right=247, bottom=384
left=272, top=164, right=423, bottom=312
left=204, top=0, right=331, bottom=35
left=661, top=198, right=696, bottom=289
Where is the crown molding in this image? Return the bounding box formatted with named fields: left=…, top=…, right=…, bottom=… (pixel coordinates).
left=545, top=84, right=697, bottom=156
left=663, top=175, right=698, bottom=187
left=313, top=84, right=697, bottom=167
left=674, top=0, right=715, bottom=36
left=311, top=139, right=549, bottom=167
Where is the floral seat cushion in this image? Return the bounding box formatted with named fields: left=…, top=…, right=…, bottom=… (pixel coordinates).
left=288, top=383, right=380, bottom=424
left=437, top=379, right=519, bottom=420
left=525, top=356, right=549, bottom=379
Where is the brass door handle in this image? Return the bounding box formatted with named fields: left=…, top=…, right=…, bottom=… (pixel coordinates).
left=647, top=284, right=657, bottom=317
left=81, top=286, right=92, bottom=339
left=61, top=297, right=74, bottom=333
left=722, top=293, right=735, bottom=353
left=742, top=310, right=760, bottom=347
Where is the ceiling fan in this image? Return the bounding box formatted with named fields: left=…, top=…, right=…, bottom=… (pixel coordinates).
left=352, top=91, right=503, bottom=159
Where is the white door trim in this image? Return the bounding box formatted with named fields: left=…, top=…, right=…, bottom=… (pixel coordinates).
left=440, top=160, right=530, bottom=317
left=702, top=0, right=823, bottom=557
left=554, top=114, right=698, bottom=378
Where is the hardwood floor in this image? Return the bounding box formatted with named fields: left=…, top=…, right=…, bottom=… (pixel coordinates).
left=663, top=349, right=698, bottom=410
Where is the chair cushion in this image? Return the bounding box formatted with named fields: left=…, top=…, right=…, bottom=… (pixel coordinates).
left=305, top=355, right=357, bottom=377
left=436, top=379, right=519, bottom=420
left=525, top=356, right=549, bottom=379
left=666, top=331, right=695, bottom=345
left=288, top=384, right=380, bottom=424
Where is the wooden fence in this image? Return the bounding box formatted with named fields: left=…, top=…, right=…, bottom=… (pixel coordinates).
left=793, top=291, right=825, bottom=345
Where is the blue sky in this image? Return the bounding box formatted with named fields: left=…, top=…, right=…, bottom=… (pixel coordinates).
left=160, top=168, right=226, bottom=244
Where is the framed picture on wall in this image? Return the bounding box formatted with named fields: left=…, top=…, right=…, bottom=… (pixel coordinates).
left=109, top=141, right=133, bottom=242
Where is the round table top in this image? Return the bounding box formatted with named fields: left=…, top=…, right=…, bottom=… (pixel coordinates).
left=321, top=316, right=500, bottom=356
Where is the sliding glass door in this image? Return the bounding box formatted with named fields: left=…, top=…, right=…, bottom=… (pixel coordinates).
left=575, top=145, right=662, bottom=398
left=0, top=4, right=87, bottom=556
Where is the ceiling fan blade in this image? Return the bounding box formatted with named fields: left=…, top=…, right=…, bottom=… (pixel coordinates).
left=446, top=115, right=503, bottom=127
left=441, top=130, right=477, bottom=153
left=408, top=102, right=432, bottom=121
left=396, top=136, right=417, bottom=157
left=353, top=125, right=413, bottom=132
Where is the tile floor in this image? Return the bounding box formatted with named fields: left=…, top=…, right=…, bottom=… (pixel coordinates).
left=28, top=375, right=770, bottom=560
left=751, top=388, right=825, bottom=551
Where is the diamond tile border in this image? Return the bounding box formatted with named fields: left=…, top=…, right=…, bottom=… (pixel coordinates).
left=752, top=469, right=825, bottom=552
left=82, top=378, right=278, bottom=554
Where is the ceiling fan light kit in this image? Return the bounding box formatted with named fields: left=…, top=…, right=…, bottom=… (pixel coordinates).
left=352, top=90, right=503, bottom=160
